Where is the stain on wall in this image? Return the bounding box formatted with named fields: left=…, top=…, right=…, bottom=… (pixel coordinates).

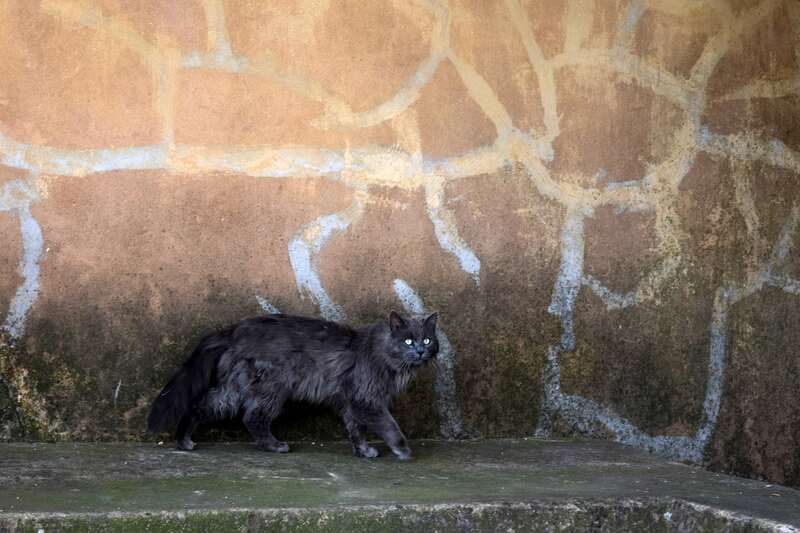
left=0, top=0, right=798, bottom=485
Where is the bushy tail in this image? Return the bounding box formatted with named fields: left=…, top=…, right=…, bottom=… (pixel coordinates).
left=147, top=329, right=233, bottom=434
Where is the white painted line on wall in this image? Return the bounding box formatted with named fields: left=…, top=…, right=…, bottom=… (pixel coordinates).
left=255, top=295, right=280, bottom=315
left=288, top=194, right=367, bottom=321
left=1, top=179, right=44, bottom=341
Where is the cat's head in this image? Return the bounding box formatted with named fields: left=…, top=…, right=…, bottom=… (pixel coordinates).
left=385, top=311, right=440, bottom=368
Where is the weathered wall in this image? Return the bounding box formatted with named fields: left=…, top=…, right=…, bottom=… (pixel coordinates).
left=1, top=0, right=798, bottom=485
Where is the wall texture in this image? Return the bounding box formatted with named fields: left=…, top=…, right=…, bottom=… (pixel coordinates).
left=0, top=0, right=798, bottom=486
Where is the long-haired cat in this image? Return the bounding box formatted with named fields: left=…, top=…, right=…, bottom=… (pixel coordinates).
left=147, top=311, right=439, bottom=460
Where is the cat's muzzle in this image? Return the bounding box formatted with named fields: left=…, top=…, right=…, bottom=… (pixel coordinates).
left=409, top=354, right=430, bottom=366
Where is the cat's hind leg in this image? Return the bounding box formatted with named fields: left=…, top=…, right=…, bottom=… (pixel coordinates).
left=175, top=402, right=214, bottom=451
left=243, top=394, right=289, bottom=453
left=175, top=387, right=236, bottom=451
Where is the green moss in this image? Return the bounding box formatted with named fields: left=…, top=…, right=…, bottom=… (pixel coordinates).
left=0, top=332, right=53, bottom=440
left=4, top=501, right=784, bottom=532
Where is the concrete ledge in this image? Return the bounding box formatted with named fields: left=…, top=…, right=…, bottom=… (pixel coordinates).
left=1, top=439, right=798, bottom=532
left=2, top=501, right=795, bottom=532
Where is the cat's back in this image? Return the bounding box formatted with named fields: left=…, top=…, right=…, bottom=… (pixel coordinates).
left=230, top=314, right=359, bottom=356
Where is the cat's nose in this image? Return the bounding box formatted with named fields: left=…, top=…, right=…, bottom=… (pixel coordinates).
left=415, top=347, right=425, bottom=356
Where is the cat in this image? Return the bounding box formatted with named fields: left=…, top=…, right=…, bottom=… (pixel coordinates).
left=147, top=311, right=439, bottom=460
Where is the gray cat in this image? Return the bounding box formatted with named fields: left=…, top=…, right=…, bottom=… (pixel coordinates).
left=147, top=311, right=439, bottom=460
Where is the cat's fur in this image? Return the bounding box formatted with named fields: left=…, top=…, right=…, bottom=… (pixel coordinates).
left=147, top=311, right=439, bottom=460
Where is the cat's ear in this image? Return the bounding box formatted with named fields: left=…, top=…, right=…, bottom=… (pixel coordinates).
left=424, top=311, right=439, bottom=330
left=388, top=310, right=407, bottom=333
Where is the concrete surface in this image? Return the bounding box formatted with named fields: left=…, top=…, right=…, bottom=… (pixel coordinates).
left=0, top=439, right=798, bottom=531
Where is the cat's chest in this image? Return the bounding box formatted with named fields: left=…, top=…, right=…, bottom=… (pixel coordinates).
left=391, top=370, right=414, bottom=396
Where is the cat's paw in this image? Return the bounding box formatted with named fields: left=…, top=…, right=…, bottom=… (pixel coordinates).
left=393, top=449, right=412, bottom=461
left=176, top=437, right=195, bottom=451
left=257, top=440, right=290, bottom=453
left=273, top=441, right=290, bottom=453
left=355, top=445, right=380, bottom=458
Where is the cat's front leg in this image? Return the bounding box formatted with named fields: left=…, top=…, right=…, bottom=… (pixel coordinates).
left=364, top=408, right=412, bottom=460
left=381, top=415, right=412, bottom=460
left=342, top=408, right=379, bottom=458
left=351, top=427, right=380, bottom=459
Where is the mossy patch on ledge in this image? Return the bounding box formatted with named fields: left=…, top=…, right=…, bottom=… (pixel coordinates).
left=0, top=439, right=797, bottom=531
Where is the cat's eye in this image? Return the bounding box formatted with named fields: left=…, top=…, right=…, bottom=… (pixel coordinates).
left=423, top=338, right=431, bottom=345
left=404, top=339, right=413, bottom=345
